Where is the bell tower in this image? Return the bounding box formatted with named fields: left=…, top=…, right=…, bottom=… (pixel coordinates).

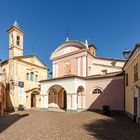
left=7, top=21, right=25, bottom=59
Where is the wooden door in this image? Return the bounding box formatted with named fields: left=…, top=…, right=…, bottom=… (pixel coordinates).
left=31, top=94, right=36, bottom=108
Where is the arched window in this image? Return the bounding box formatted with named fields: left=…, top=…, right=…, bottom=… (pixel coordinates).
left=77, top=86, right=84, bottom=93
left=92, top=88, right=102, bottom=94
left=26, top=73, right=29, bottom=80
left=30, top=72, right=34, bottom=82
left=35, top=75, right=38, bottom=82
left=17, top=36, right=20, bottom=45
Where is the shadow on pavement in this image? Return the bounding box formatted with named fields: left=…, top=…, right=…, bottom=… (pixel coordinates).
left=0, top=112, right=29, bottom=133
left=83, top=113, right=140, bottom=140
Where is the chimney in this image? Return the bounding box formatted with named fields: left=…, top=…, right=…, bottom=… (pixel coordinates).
left=88, top=44, right=97, bottom=56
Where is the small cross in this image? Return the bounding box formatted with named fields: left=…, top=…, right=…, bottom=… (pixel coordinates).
left=32, top=48, right=35, bottom=55
left=65, top=29, right=69, bottom=41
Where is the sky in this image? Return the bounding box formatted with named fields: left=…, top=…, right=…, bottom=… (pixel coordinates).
left=0, top=0, right=140, bottom=73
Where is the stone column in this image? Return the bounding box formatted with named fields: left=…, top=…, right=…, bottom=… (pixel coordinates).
left=82, top=94, right=86, bottom=110
left=77, top=57, right=81, bottom=76
left=82, top=55, right=87, bottom=77
left=53, top=63, right=55, bottom=78
left=40, top=94, right=48, bottom=109
left=67, top=93, right=77, bottom=111
left=72, top=93, right=77, bottom=111
left=67, top=94, right=72, bottom=111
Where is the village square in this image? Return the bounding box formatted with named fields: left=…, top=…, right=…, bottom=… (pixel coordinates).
left=0, top=19, right=139, bottom=140
left=0, top=1, right=140, bottom=140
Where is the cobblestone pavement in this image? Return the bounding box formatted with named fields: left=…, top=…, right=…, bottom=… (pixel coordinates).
left=0, top=110, right=140, bottom=140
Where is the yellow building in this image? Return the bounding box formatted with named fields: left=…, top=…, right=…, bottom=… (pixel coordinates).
left=0, top=21, right=48, bottom=111
left=123, top=43, right=140, bottom=123
left=0, top=66, right=6, bottom=116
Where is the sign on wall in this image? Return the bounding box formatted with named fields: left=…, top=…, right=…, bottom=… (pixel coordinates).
left=19, top=81, right=24, bottom=88
left=18, top=81, right=26, bottom=105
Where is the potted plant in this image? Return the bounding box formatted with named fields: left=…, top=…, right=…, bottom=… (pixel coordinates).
left=18, top=104, right=24, bottom=111
left=102, top=105, right=111, bottom=115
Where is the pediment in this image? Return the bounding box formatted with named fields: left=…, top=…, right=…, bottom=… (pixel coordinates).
left=50, top=40, right=87, bottom=59
left=17, top=55, right=47, bottom=69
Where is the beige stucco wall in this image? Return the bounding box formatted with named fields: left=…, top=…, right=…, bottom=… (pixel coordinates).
left=16, top=60, right=47, bottom=90
left=1, top=57, right=47, bottom=110
left=0, top=71, right=6, bottom=116
left=87, top=54, right=125, bottom=76
left=124, top=50, right=140, bottom=116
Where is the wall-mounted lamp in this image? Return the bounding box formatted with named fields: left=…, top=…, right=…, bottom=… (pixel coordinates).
left=123, top=48, right=131, bottom=59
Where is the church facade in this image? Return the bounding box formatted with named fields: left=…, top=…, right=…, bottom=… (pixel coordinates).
left=0, top=21, right=48, bottom=111
left=40, top=40, right=126, bottom=112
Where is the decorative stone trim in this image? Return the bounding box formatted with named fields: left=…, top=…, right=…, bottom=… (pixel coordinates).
left=39, top=108, right=48, bottom=111
left=40, top=94, right=48, bottom=96
left=66, top=109, right=77, bottom=112
left=67, top=93, right=77, bottom=95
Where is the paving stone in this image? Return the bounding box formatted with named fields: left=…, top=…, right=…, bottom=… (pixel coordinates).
left=0, top=110, right=140, bottom=140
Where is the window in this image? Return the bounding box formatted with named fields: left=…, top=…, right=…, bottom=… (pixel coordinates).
left=35, top=75, right=38, bottom=82
left=17, top=36, right=20, bottom=45
left=134, top=63, right=138, bottom=82
left=125, top=73, right=128, bottom=86
left=92, top=88, right=102, bottom=94
left=30, top=72, right=34, bottom=82
left=26, top=73, right=29, bottom=80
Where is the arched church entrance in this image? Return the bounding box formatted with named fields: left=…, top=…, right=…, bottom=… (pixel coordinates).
left=31, top=91, right=39, bottom=108
left=77, top=86, right=85, bottom=111
left=48, top=85, right=67, bottom=111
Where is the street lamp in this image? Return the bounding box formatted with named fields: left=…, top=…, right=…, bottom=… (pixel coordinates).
left=123, top=48, right=131, bottom=59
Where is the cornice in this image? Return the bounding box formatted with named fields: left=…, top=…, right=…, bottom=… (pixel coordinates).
left=123, top=48, right=140, bottom=71
left=52, top=48, right=87, bottom=61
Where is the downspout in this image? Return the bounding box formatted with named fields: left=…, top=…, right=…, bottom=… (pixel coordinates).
left=123, top=71, right=125, bottom=113
left=86, top=54, right=88, bottom=77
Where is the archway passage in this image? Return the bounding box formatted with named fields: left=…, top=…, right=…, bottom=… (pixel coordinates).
left=77, top=86, right=85, bottom=111
left=48, top=85, right=67, bottom=111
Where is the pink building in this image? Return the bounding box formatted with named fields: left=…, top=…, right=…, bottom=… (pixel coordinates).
left=40, top=40, right=125, bottom=112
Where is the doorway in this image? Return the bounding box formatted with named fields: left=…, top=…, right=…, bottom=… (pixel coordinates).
left=31, top=94, right=36, bottom=108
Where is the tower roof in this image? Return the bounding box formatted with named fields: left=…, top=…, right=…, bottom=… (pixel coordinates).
left=13, top=20, right=20, bottom=29
left=7, top=21, right=25, bottom=34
